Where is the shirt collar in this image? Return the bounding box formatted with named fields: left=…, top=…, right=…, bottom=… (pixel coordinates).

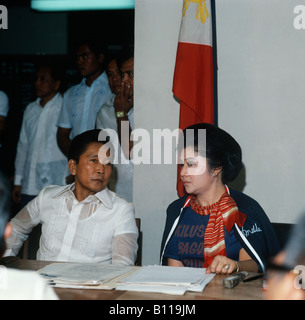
left=36, top=92, right=61, bottom=108
left=53, top=183, right=113, bottom=209
left=80, top=71, right=108, bottom=87
left=95, top=188, right=113, bottom=208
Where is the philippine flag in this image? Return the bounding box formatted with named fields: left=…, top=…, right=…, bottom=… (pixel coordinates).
left=173, top=0, right=216, bottom=196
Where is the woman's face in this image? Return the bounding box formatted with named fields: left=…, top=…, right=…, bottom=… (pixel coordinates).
left=180, top=147, right=214, bottom=196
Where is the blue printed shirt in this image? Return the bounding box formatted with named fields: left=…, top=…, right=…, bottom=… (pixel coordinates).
left=164, top=207, right=242, bottom=268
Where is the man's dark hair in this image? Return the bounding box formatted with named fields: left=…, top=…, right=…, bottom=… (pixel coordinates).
left=74, top=35, right=108, bottom=72
left=117, top=46, right=134, bottom=69
left=68, top=129, right=113, bottom=163
left=75, top=35, right=107, bottom=57
left=35, top=57, right=65, bottom=92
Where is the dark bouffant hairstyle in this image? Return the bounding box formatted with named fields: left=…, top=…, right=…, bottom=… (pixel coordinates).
left=68, top=129, right=113, bottom=163
left=178, top=123, right=242, bottom=184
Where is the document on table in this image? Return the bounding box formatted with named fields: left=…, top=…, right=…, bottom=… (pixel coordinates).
left=116, top=265, right=215, bottom=295
left=38, top=262, right=135, bottom=289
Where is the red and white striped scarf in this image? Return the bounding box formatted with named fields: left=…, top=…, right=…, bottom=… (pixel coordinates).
left=189, top=191, right=246, bottom=267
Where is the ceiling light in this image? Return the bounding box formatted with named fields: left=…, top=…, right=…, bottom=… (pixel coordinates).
left=31, top=0, right=135, bottom=11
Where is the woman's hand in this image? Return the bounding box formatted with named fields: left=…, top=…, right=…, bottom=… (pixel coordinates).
left=206, top=255, right=237, bottom=274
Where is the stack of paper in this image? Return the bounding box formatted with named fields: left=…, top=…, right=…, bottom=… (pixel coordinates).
left=38, top=262, right=135, bottom=289
left=116, top=265, right=215, bottom=295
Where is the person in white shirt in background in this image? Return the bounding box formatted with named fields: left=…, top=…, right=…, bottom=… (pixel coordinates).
left=56, top=35, right=112, bottom=158
left=5, top=129, right=138, bottom=265
left=0, top=90, right=9, bottom=171
left=96, top=49, right=134, bottom=202
left=12, top=59, right=67, bottom=209
left=0, top=90, right=9, bottom=144
left=0, top=172, right=58, bottom=300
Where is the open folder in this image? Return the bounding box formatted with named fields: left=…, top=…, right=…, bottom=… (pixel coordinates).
left=38, top=263, right=214, bottom=295
left=38, top=262, right=135, bottom=289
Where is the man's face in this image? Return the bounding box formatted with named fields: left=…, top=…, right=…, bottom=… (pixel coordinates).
left=34, top=67, right=60, bottom=100
left=120, top=57, right=134, bottom=97
left=76, top=44, right=102, bottom=79
left=69, top=142, right=112, bottom=200
left=107, top=59, right=122, bottom=95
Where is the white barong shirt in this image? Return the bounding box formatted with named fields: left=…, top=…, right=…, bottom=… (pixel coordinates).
left=14, top=93, right=67, bottom=195
left=57, top=72, right=112, bottom=139
left=5, top=184, right=138, bottom=265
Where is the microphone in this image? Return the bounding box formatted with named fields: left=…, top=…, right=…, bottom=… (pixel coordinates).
left=222, top=271, right=248, bottom=288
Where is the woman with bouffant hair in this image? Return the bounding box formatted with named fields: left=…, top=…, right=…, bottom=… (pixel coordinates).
left=161, top=123, right=280, bottom=274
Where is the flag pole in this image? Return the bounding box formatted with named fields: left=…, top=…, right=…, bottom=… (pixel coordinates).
left=211, top=0, right=218, bottom=126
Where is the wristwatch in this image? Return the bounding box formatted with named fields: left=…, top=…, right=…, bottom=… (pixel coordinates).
left=116, top=111, right=127, bottom=118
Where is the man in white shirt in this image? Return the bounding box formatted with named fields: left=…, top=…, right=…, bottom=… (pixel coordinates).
left=0, top=172, right=58, bottom=300
left=56, top=36, right=112, bottom=157
left=5, top=129, right=138, bottom=265
left=0, top=90, right=9, bottom=171
left=96, top=49, right=134, bottom=202
left=0, top=90, right=9, bottom=143
left=12, top=60, right=67, bottom=209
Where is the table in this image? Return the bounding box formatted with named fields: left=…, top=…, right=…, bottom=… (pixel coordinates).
left=0, top=257, right=264, bottom=300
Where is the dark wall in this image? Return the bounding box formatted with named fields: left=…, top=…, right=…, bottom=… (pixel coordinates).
left=0, top=5, right=134, bottom=178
